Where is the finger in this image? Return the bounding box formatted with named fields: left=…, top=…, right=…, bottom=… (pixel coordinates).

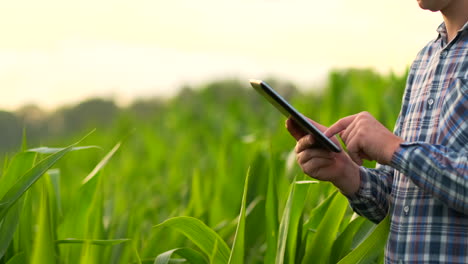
left=324, top=114, right=359, bottom=137
left=286, top=118, right=307, bottom=141
left=346, top=127, right=373, bottom=163
left=301, top=158, right=335, bottom=177
left=296, top=148, right=334, bottom=164
left=347, top=149, right=363, bottom=165
left=344, top=137, right=364, bottom=166
left=340, top=117, right=360, bottom=144
left=305, top=117, right=342, bottom=147
left=295, top=135, right=317, bottom=153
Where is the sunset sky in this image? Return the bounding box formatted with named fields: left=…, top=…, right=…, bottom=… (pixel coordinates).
left=0, top=0, right=442, bottom=111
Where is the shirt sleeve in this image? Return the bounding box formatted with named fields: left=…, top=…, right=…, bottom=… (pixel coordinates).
left=391, top=142, right=468, bottom=214
left=345, top=164, right=394, bottom=224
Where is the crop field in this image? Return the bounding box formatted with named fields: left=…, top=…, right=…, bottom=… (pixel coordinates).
left=0, top=69, right=406, bottom=264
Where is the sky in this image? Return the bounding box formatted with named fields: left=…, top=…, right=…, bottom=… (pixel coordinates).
left=0, top=0, right=443, bottom=111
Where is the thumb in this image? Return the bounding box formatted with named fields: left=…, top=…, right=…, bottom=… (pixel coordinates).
left=286, top=118, right=307, bottom=141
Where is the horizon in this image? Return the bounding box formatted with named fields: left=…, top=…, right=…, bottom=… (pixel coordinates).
left=0, top=0, right=442, bottom=111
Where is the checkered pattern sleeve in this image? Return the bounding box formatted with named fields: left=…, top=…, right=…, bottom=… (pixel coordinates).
left=346, top=165, right=394, bottom=223
left=391, top=142, right=468, bottom=214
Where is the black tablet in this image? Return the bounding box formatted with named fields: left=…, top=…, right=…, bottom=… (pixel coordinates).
left=249, top=79, right=341, bottom=153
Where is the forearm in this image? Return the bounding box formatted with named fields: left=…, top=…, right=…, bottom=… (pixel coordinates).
left=391, top=142, right=468, bottom=214
left=345, top=166, right=393, bottom=224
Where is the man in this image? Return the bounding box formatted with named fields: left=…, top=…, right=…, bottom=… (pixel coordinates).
left=286, top=0, right=468, bottom=263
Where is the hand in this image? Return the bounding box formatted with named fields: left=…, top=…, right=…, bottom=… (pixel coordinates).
left=324, top=111, right=404, bottom=166
left=286, top=118, right=360, bottom=196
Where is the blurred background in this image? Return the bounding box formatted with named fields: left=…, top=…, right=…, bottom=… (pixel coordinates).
left=0, top=0, right=442, bottom=153
left=1, top=0, right=441, bottom=109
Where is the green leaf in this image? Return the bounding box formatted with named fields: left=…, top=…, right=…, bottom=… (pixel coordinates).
left=0, top=146, right=73, bottom=221
left=287, top=181, right=314, bottom=264
left=186, top=168, right=204, bottom=218
left=275, top=181, right=295, bottom=264
left=30, top=182, right=56, bottom=264
left=302, top=191, right=348, bottom=264
left=209, top=238, right=219, bottom=264
left=154, top=248, right=207, bottom=264
left=0, top=152, right=35, bottom=260
left=350, top=218, right=378, bottom=250
left=337, top=215, right=390, bottom=264
left=264, top=154, right=279, bottom=264
left=47, top=169, right=63, bottom=218
left=0, top=197, right=24, bottom=259
left=5, top=252, right=26, bottom=264
left=215, top=196, right=263, bottom=238
left=228, top=167, right=250, bottom=264
left=0, top=152, right=36, bottom=200
left=330, top=216, right=368, bottom=263
left=154, top=217, right=230, bottom=264
left=27, top=146, right=101, bottom=154
left=302, top=191, right=338, bottom=238
left=276, top=180, right=316, bottom=264
left=81, top=142, right=120, bottom=184
left=56, top=238, right=131, bottom=246
left=57, top=143, right=120, bottom=263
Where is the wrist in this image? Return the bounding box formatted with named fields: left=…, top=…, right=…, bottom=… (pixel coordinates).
left=333, top=161, right=361, bottom=196
left=382, top=136, right=404, bottom=165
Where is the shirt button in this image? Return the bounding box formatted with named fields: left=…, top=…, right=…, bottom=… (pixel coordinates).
left=440, top=50, right=448, bottom=58
left=403, top=205, right=410, bottom=215
left=427, top=98, right=434, bottom=110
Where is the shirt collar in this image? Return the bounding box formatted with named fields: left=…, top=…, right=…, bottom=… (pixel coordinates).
left=436, top=21, right=468, bottom=44
left=437, top=21, right=468, bottom=33
left=436, top=23, right=448, bottom=42
left=460, top=21, right=468, bottom=32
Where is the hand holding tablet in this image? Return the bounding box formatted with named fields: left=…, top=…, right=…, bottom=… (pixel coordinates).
left=249, top=79, right=341, bottom=153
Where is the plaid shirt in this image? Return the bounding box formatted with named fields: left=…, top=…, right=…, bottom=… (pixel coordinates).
left=347, top=22, right=468, bottom=263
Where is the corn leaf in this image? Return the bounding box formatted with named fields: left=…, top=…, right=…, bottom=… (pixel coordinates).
left=209, top=238, right=219, bottom=264
left=264, top=154, right=279, bottom=264
left=154, top=217, right=230, bottom=264
left=0, top=146, right=73, bottom=221
left=30, top=182, right=55, bottom=264
left=82, top=142, right=120, bottom=184
left=58, top=143, right=120, bottom=263
left=330, top=216, right=368, bottom=263
left=56, top=238, right=131, bottom=246
left=154, top=248, right=207, bottom=264
left=227, top=167, right=250, bottom=264
left=0, top=197, right=24, bottom=259
left=302, top=191, right=337, bottom=238
left=0, top=152, right=35, bottom=260
left=287, top=181, right=315, bottom=264
left=337, top=215, right=390, bottom=264
left=275, top=181, right=295, bottom=264
left=27, top=146, right=100, bottom=154
left=302, top=191, right=348, bottom=264
left=5, top=252, right=26, bottom=264
left=215, top=196, right=263, bottom=238
left=0, top=152, right=36, bottom=199
left=276, top=180, right=316, bottom=264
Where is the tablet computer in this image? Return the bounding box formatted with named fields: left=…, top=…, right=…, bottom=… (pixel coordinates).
left=249, top=79, right=341, bottom=153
